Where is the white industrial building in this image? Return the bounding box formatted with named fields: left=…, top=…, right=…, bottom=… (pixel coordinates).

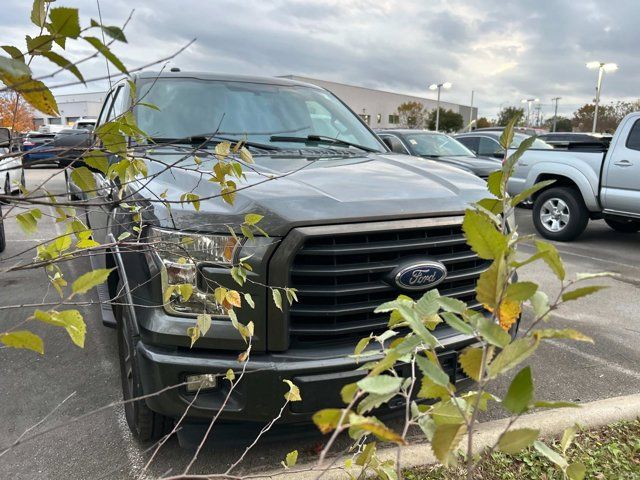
left=33, top=91, right=105, bottom=129
left=281, top=75, right=477, bottom=129
left=35, top=77, right=477, bottom=131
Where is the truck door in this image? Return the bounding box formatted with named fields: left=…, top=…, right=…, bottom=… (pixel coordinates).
left=602, top=117, right=640, bottom=215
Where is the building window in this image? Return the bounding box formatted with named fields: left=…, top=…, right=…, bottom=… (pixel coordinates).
left=48, top=117, right=61, bottom=125
left=376, top=113, right=382, bottom=124
left=388, top=114, right=400, bottom=124
left=359, top=114, right=371, bottom=125
left=33, top=118, right=45, bottom=128
left=66, top=116, right=79, bottom=125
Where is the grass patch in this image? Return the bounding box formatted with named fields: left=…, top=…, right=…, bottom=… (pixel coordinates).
left=405, top=419, right=640, bottom=479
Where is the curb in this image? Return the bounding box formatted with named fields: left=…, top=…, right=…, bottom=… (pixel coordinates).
left=274, top=393, right=640, bottom=479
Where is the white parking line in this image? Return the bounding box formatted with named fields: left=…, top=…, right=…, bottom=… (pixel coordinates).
left=548, top=339, right=640, bottom=380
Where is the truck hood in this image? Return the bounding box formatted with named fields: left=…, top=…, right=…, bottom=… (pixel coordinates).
left=138, top=149, right=490, bottom=236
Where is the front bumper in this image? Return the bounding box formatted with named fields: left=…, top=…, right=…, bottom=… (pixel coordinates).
left=136, top=326, right=477, bottom=424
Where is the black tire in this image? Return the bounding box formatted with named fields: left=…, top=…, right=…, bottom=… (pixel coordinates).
left=19, top=169, right=25, bottom=191
left=114, top=285, right=171, bottom=441
left=533, top=187, right=589, bottom=241
left=1, top=175, right=10, bottom=204
left=605, top=218, right=640, bottom=233
left=0, top=204, right=6, bottom=253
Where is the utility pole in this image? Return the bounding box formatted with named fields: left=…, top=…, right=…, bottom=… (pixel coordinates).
left=551, top=97, right=561, bottom=132
left=534, top=104, right=542, bottom=127
left=429, top=82, right=452, bottom=131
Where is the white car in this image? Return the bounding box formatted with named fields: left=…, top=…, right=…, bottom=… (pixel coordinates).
left=1, top=127, right=25, bottom=197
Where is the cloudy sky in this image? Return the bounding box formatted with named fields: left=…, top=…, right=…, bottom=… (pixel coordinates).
left=3, top=0, right=639, bottom=119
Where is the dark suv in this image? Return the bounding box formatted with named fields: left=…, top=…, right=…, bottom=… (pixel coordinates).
left=81, top=72, right=504, bottom=440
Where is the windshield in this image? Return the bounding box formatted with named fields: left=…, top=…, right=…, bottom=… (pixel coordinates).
left=512, top=133, right=553, bottom=149
left=135, top=78, right=384, bottom=152
left=404, top=132, right=475, bottom=157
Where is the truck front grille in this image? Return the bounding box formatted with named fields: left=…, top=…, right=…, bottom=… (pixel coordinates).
left=287, top=218, right=489, bottom=343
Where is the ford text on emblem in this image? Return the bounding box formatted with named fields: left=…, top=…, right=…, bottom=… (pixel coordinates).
left=394, top=261, right=447, bottom=290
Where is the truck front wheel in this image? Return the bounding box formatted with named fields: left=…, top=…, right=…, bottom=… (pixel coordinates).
left=533, top=187, right=589, bottom=241
left=114, top=285, right=171, bottom=441
left=605, top=218, right=640, bottom=233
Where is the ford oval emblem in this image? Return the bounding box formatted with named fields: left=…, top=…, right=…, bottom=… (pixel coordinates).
left=394, top=261, right=448, bottom=291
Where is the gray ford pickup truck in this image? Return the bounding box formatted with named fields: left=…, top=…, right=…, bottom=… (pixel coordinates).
left=81, top=71, right=499, bottom=441
left=508, top=112, right=640, bottom=241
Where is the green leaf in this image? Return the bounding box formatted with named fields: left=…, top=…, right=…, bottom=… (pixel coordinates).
left=530, top=290, right=551, bottom=322
left=83, top=37, right=128, bottom=74
left=431, top=399, right=467, bottom=425
left=504, top=136, right=536, bottom=173
left=187, top=326, right=200, bottom=347
left=40, top=51, right=84, bottom=83
left=440, top=312, right=474, bottom=335
left=536, top=240, right=565, bottom=281
left=357, top=375, right=403, bottom=396
left=341, top=382, right=359, bottom=404
left=506, top=282, right=538, bottom=302
left=431, top=423, right=466, bottom=466
left=71, top=268, right=114, bottom=295
left=196, top=314, right=212, bottom=337
left=476, top=257, right=509, bottom=310
left=436, top=296, right=467, bottom=314
left=244, top=213, right=263, bottom=225
left=283, top=450, right=298, bottom=468
left=566, top=462, right=586, bottom=480
left=1, top=46, right=24, bottom=60
left=502, top=366, right=533, bottom=414
left=500, top=114, right=521, bottom=150
left=272, top=288, right=283, bottom=311
left=560, top=425, right=578, bottom=454
left=477, top=317, right=511, bottom=348
left=462, top=210, right=508, bottom=260
left=48, top=7, right=81, bottom=39
left=533, top=440, right=568, bottom=469
left=89, top=19, right=127, bottom=42
left=16, top=209, right=42, bottom=234
left=458, top=346, right=485, bottom=381
left=562, top=285, right=607, bottom=302
left=71, top=166, right=97, bottom=196
left=31, top=0, right=47, bottom=27
left=39, top=309, right=86, bottom=348
left=1, top=330, right=44, bottom=354
left=225, top=368, right=235, bottom=381
left=533, top=329, right=593, bottom=343
left=243, top=293, right=255, bottom=309
left=283, top=379, right=301, bottom=402
left=415, top=355, right=450, bottom=387
left=26, top=34, right=54, bottom=53
left=354, top=336, right=372, bottom=356
left=487, top=170, right=503, bottom=197
left=487, top=337, right=539, bottom=379
left=418, top=376, right=451, bottom=400
left=312, top=408, right=345, bottom=434
left=498, top=428, right=539, bottom=454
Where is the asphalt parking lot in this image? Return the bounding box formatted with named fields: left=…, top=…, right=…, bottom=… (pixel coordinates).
left=1, top=169, right=639, bottom=479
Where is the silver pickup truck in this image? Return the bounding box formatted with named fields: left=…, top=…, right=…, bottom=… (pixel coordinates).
left=508, top=112, right=640, bottom=241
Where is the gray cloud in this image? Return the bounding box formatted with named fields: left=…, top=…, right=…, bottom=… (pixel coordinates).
left=2, top=0, right=639, bottom=119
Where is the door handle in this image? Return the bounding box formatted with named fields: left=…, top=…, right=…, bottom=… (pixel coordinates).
left=614, top=159, right=633, bottom=167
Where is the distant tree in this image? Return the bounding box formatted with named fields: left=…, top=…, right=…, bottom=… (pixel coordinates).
left=426, top=108, right=464, bottom=133
left=475, top=117, right=492, bottom=129
left=544, top=116, right=573, bottom=132
left=0, top=92, right=35, bottom=133
left=397, top=101, right=426, bottom=128
left=572, top=103, right=618, bottom=133
left=496, top=106, right=525, bottom=126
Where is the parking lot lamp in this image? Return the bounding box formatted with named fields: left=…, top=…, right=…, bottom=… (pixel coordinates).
left=429, top=82, right=452, bottom=131
left=521, top=98, right=539, bottom=127
left=587, top=61, right=618, bottom=133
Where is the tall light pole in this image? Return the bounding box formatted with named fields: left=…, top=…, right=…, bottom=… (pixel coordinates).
left=521, top=98, right=539, bottom=127
left=551, top=97, right=561, bottom=132
left=429, top=82, right=452, bottom=131
left=586, top=61, right=618, bottom=133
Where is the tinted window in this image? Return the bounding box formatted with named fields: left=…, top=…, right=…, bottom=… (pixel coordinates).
left=404, top=133, right=475, bottom=157
left=380, top=135, right=409, bottom=154
left=626, top=119, right=640, bottom=151
left=457, top=136, right=479, bottom=153
left=479, top=137, right=503, bottom=156
left=96, top=89, right=114, bottom=127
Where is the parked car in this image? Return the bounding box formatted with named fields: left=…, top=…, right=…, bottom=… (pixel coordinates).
left=73, top=117, right=97, bottom=131
left=377, top=129, right=501, bottom=179
left=1, top=127, right=25, bottom=253
left=454, top=131, right=553, bottom=159
left=52, top=128, right=94, bottom=167
left=508, top=112, right=640, bottom=240
left=537, top=132, right=612, bottom=151
left=74, top=71, right=516, bottom=441
left=22, top=131, right=57, bottom=167
left=471, top=126, right=540, bottom=136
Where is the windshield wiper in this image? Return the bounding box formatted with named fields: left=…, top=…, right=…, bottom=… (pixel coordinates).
left=149, top=134, right=280, bottom=151
left=269, top=134, right=380, bottom=153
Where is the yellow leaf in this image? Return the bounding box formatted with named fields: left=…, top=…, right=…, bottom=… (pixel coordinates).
left=224, top=290, right=242, bottom=309
left=1, top=330, right=44, bottom=354
left=283, top=379, right=302, bottom=402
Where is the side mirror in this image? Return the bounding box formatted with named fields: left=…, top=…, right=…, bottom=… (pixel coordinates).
left=381, top=137, right=393, bottom=150
left=492, top=152, right=504, bottom=159
left=0, top=127, right=10, bottom=148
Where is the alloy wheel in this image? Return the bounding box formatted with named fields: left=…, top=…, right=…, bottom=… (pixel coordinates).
left=540, top=198, right=570, bottom=232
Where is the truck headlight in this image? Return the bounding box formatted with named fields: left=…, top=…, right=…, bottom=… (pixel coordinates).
left=148, top=227, right=239, bottom=316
